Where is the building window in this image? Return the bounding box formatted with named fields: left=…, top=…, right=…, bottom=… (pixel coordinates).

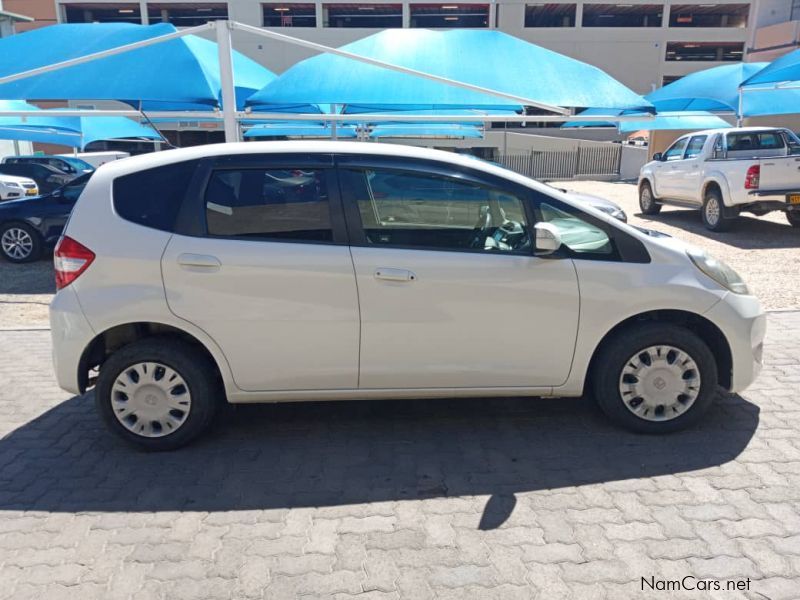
left=323, top=4, right=402, bottom=27
left=582, top=3, right=663, bottom=27
left=661, top=75, right=683, bottom=86
left=524, top=3, right=576, bottom=27
left=147, top=3, right=229, bottom=26
left=665, top=42, right=744, bottom=61
left=409, top=4, right=489, bottom=28
left=793, top=0, right=800, bottom=22
left=669, top=4, right=748, bottom=28
left=63, top=3, right=142, bottom=23
left=262, top=3, right=317, bottom=26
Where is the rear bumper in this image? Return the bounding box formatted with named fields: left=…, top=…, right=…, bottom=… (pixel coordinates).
left=704, top=293, right=766, bottom=394
left=49, top=286, right=95, bottom=395
left=746, top=190, right=800, bottom=209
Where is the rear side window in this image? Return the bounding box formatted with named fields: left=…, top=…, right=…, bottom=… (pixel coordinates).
left=203, top=168, right=332, bottom=242
left=113, top=160, right=199, bottom=232
left=727, top=132, right=784, bottom=151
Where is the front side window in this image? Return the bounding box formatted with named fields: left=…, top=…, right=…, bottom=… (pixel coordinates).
left=538, top=201, right=613, bottom=256
left=685, top=135, right=707, bottom=159
left=663, top=138, right=688, bottom=161
left=204, top=169, right=332, bottom=242
left=347, top=169, right=531, bottom=253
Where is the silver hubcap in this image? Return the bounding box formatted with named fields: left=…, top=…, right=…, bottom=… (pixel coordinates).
left=705, top=197, right=720, bottom=225
left=1, top=227, right=33, bottom=260
left=111, top=362, right=192, bottom=438
left=619, top=345, right=701, bottom=422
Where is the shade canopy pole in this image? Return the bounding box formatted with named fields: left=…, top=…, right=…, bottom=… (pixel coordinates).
left=215, top=20, right=239, bottom=142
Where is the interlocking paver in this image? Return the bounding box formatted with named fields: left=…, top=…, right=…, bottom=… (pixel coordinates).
left=1, top=311, right=799, bottom=598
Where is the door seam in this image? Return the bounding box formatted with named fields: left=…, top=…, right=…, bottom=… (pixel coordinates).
left=347, top=246, right=363, bottom=389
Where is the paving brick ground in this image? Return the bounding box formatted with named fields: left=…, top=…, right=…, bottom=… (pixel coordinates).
left=0, top=313, right=799, bottom=599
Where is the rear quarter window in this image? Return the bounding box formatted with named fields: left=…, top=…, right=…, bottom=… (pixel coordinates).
left=113, top=160, right=199, bottom=232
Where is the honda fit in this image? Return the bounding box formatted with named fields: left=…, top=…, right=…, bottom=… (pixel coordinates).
left=49, top=142, right=765, bottom=450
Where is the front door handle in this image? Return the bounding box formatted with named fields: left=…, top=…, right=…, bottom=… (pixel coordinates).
left=177, top=253, right=221, bottom=271
left=375, top=268, right=416, bottom=282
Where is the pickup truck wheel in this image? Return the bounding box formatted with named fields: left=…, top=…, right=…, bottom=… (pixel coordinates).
left=702, top=189, right=735, bottom=232
left=592, top=323, right=718, bottom=434
left=787, top=211, right=800, bottom=228
left=638, top=182, right=661, bottom=215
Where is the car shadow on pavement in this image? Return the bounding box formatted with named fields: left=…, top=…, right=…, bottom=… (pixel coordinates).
left=0, top=260, right=55, bottom=295
left=0, top=391, right=758, bottom=528
left=636, top=209, right=800, bottom=250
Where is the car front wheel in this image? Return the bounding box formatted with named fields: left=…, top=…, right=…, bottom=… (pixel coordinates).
left=95, top=338, right=221, bottom=450
left=638, top=181, right=661, bottom=215
left=0, top=222, right=43, bottom=263
left=592, top=323, right=718, bottom=434
left=787, top=210, right=800, bottom=228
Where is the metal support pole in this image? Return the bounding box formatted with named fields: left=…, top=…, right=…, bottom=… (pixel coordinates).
left=331, top=104, right=338, bottom=140
left=216, top=20, right=240, bottom=143
left=737, top=87, right=743, bottom=127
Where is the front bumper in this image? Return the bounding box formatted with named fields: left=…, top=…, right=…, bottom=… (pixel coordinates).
left=704, top=293, right=766, bottom=394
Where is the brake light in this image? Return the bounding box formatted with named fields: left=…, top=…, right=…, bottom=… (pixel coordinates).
left=745, top=165, right=760, bottom=190
left=53, top=236, right=95, bottom=290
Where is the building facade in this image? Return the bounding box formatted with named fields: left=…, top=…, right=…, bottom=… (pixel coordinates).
left=748, top=0, right=800, bottom=62
left=6, top=1, right=759, bottom=95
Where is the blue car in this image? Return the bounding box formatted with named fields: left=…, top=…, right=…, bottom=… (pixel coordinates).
left=0, top=173, right=90, bottom=263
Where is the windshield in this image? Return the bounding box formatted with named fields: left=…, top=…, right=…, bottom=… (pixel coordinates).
left=62, top=157, right=94, bottom=171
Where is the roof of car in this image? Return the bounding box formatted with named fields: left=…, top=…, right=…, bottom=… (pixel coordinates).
left=676, top=126, right=788, bottom=138
left=97, top=141, right=551, bottom=191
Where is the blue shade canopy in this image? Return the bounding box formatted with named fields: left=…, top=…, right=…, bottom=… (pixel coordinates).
left=244, top=123, right=357, bottom=138
left=617, top=112, right=732, bottom=133
left=743, top=48, right=800, bottom=86
left=0, top=23, right=275, bottom=108
left=247, top=29, right=651, bottom=112
left=645, top=63, right=768, bottom=112
left=0, top=100, right=161, bottom=149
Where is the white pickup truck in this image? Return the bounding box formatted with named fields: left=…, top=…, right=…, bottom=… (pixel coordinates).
left=638, top=127, right=800, bottom=231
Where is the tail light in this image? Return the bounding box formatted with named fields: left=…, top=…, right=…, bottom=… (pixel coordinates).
left=744, top=165, right=760, bottom=190
left=54, top=236, right=95, bottom=290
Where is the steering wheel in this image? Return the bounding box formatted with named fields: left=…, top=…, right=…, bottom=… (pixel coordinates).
left=469, top=205, right=493, bottom=249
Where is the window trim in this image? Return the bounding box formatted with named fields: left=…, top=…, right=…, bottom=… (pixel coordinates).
left=684, top=135, right=708, bottom=159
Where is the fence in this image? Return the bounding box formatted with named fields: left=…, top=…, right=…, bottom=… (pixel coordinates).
left=498, top=144, right=623, bottom=181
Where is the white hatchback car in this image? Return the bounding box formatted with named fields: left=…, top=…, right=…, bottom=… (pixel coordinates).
left=50, top=142, right=765, bottom=450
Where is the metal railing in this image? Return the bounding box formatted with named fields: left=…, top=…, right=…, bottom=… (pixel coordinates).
left=499, top=144, right=623, bottom=181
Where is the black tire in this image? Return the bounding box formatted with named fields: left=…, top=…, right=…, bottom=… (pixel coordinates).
left=701, top=189, right=736, bottom=232
left=591, top=323, right=718, bottom=434
left=95, top=337, right=222, bottom=451
left=0, top=222, right=43, bottom=263
left=787, top=211, right=800, bottom=228
left=638, top=181, right=662, bottom=215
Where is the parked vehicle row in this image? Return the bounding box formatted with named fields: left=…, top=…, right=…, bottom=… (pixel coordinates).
left=639, top=127, right=800, bottom=231
left=1, top=154, right=94, bottom=176
left=0, top=174, right=89, bottom=262
left=0, top=162, right=74, bottom=195
left=49, top=142, right=764, bottom=450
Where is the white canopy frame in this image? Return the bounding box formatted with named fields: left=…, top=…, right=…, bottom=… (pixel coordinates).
left=0, top=20, right=651, bottom=142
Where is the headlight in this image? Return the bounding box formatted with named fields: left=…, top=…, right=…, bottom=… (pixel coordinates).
left=687, top=249, right=749, bottom=295
left=5, top=181, right=22, bottom=188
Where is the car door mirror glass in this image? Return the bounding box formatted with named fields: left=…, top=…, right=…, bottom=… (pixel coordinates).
left=652, top=152, right=663, bottom=162
left=534, top=222, right=562, bottom=255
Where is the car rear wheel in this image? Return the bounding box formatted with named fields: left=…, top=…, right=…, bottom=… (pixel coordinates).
left=787, top=210, right=800, bottom=228
left=95, top=338, right=221, bottom=451
left=0, top=222, right=42, bottom=263
left=702, top=189, right=736, bottom=232
left=592, top=323, right=718, bottom=434
left=638, top=182, right=661, bottom=215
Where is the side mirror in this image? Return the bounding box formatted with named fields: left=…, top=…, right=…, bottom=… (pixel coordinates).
left=534, top=222, right=562, bottom=256
left=652, top=152, right=663, bottom=162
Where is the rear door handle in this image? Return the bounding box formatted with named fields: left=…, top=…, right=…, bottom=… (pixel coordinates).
left=375, top=268, right=416, bottom=282
left=177, top=253, right=221, bottom=271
